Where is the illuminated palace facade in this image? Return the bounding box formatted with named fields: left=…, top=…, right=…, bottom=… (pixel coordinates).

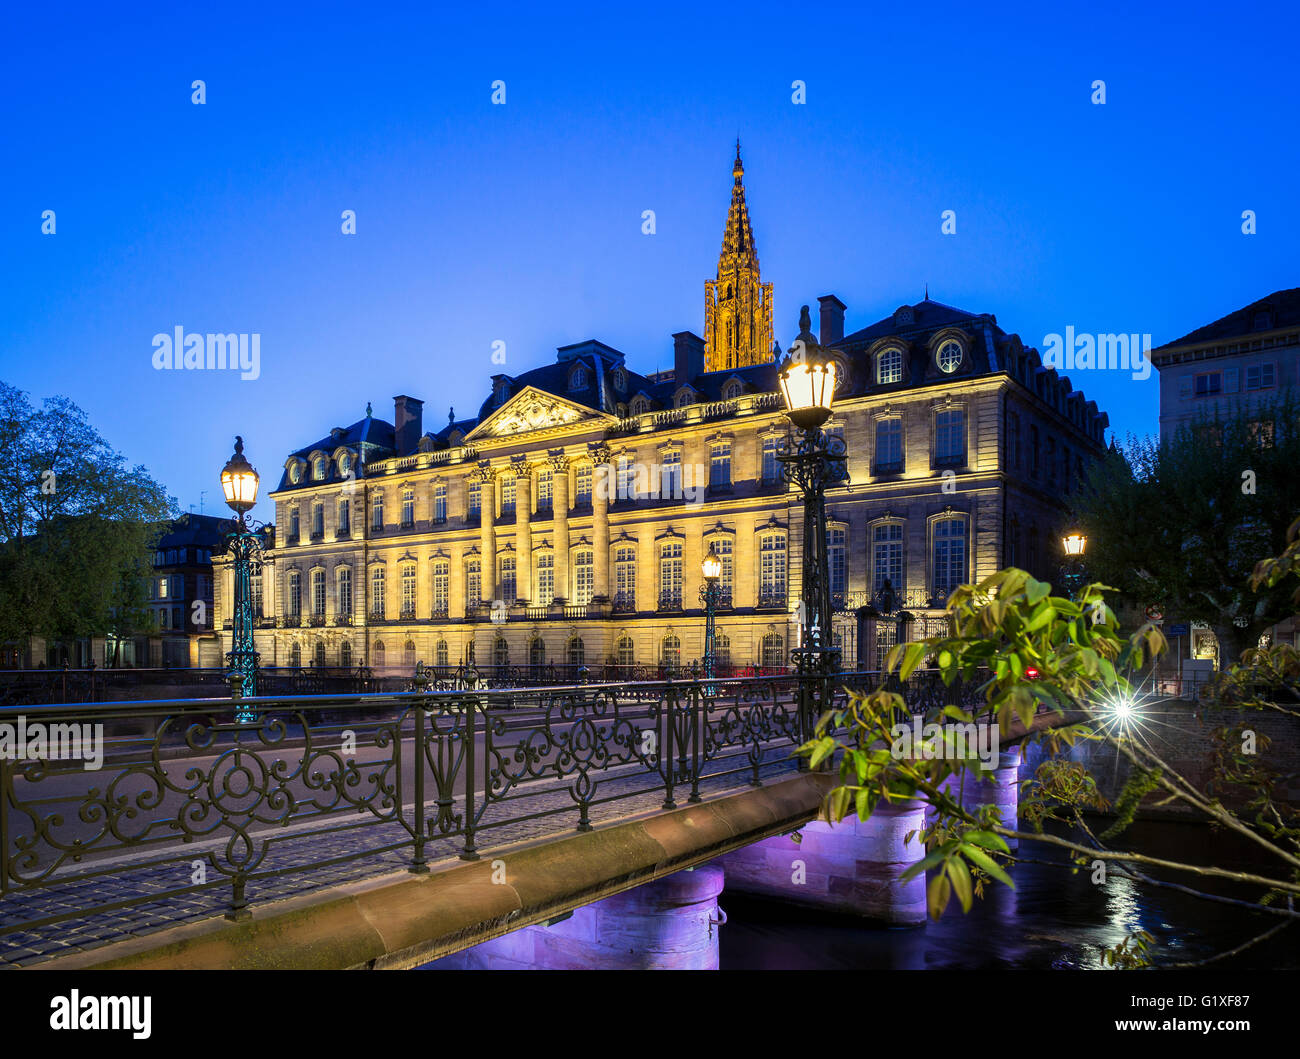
left=212, top=147, right=1110, bottom=675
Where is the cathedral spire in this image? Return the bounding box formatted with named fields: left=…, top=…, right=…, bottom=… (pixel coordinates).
left=704, top=142, right=773, bottom=372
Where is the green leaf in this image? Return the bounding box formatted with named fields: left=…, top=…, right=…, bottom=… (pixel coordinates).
left=855, top=788, right=874, bottom=821
left=1024, top=604, right=1056, bottom=632
left=899, top=843, right=954, bottom=882
left=809, top=736, right=836, bottom=769
left=1026, top=578, right=1050, bottom=605
left=946, top=856, right=974, bottom=912
left=961, top=830, right=1011, bottom=854
left=927, top=871, right=952, bottom=920
left=827, top=786, right=852, bottom=822
left=961, top=844, right=1016, bottom=889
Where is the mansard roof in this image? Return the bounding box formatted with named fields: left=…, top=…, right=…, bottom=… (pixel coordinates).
left=1156, top=287, right=1300, bottom=351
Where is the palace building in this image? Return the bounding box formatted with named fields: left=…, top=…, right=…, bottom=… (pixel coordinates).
left=211, top=146, right=1110, bottom=675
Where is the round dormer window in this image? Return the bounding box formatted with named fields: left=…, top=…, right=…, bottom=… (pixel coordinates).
left=937, top=340, right=963, bottom=373
left=289, top=462, right=303, bottom=484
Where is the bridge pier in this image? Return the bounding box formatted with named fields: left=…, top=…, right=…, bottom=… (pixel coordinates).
left=926, top=747, right=1022, bottom=850
left=712, top=798, right=928, bottom=925
left=423, top=866, right=726, bottom=970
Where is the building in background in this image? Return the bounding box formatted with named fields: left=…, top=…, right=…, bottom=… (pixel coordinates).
left=148, top=513, right=225, bottom=667
left=214, top=147, right=1109, bottom=675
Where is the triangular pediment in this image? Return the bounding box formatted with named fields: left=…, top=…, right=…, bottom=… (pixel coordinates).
left=466, top=386, right=615, bottom=442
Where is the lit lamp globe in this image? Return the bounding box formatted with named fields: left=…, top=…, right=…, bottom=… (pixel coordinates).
left=702, top=543, right=722, bottom=583
left=778, top=344, right=839, bottom=431
left=221, top=436, right=260, bottom=515
left=1062, top=531, right=1088, bottom=558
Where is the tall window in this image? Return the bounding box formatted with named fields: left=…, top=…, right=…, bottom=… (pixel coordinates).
left=493, top=636, right=509, bottom=667
left=401, top=563, right=417, bottom=617
left=501, top=476, right=516, bottom=516
left=614, top=545, right=636, bottom=610
left=709, top=444, right=731, bottom=490
left=433, top=483, right=447, bottom=523
left=435, top=639, right=448, bottom=667
left=311, top=569, right=326, bottom=617
left=573, top=549, right=594, bottom=606
left=661, top=634, right=681, bottom=669
left=467, top=479, right=481, bottom=518
left=877, top=347, right=903, bottom=385
left=935, top=409, right=965, bottom=466
left=827, top=527, right=846, bottom=600
left=875, top=418, right=902, bottom=474
left=1029, top=425, right=1040, bottom=477
left=314, top=641, right=326, bottom=668
left=374, top=640, right=386, bottom=668
left=932, top=518, right=967, bottom=598
left=826, top=427, right=847, bottom=481
left=500, top=555, right=517, bottom=605
left=336, top=566, right=352, bottom=619
left=659, top=541, right=683, bottom=608
left=529, top=637, right=545, bottom=667
left=617, top=635, right=635, bottom=667
left=535, top=552, right=554, bottom=605
left=537, top=469, right=552, bottom=511
left=290, top=642, right=301, bottom=667
left=432, top=560, right=449, bottom=616
left=715, top=633, right=732, bottom=671
left=287, top=571, right=302, bottom=618
left=466, top=559, right=481, bottom=606
left=404, top=640, right=416, bottom=668
left=289, top=507, right=300, bottom=540
left=250, top=566, right=263, bottom=618
left=370, top=565, right=385, bottom=619
left=337, top=498, right=350, bottom=536
left=312, top=503, right=324, bottom=538
left=661, top=450, right=681, bottom=498
left=1247, top=363, right=1276, bottom=390
left=759, top=534, right=787, bottom=603
left=1062, top=444, right=1072, bottom=493
left=616, top=455, right=634, bottom=500
left=341, top=640, right=352, bottom=668
left=761, top=633, right=784, bottom=670
left=575, top=464, right=593, bottom=505
left=1006, top=411, right=1020, bottom=471
left=762, top=437, right=780, bottom=485
left=401, top=488, right=415, bottom=527
left=567, top=637, right=585, bottom=667
left=873, top=523, right=904, bottom=594
left=371, top=492, right=384, bottom=530
left=709, top=537, right=733, bottom=605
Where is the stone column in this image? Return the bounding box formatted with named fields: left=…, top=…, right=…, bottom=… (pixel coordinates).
left=590, top=445, right=611, bottom=602
left=423, top=866, right=725, bottom=970
left=550, top=452, right=570, bottom=602
left=514, top=458, right=532, bottom=603
left=478, top=464, right=496, bottom=604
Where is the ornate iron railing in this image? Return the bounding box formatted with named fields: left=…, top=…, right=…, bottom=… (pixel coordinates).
left=0, top=674, right=808, bottom=933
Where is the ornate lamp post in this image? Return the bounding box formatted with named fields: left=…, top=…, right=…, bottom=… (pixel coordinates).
left=777, top=308, right=845, bottom=741
left=1060, top=530, right=1088, bottom=601
left=220, top=437, right=262, bottom=711
left=700, top=543, right=723, bottom=681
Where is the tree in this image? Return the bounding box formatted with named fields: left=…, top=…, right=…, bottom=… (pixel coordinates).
left=0, top=382, right=175, bottom=663
left=802, top=555, right=1300, bottom=967
left=1073, top=393, right=1300, bottom=665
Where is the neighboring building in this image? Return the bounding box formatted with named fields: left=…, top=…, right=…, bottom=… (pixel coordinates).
left=1151, top=288, right=1300, bottom=437
left=1151, top=289, right=1300, bottom=672
left=214, top=146, right=1110, bottom=674
left=147, top=513, right=225, bottom=667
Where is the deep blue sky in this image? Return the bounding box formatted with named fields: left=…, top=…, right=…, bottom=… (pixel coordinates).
left=3, top=1, right=1296, bottom=525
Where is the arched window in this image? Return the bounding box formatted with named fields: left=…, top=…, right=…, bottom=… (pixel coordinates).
left=617, top=635, right=635, bottom=667
left=567, top=636, right=585, bottom=667
left=573, top=549, right=594, bottom=605
left=570, top=365, right=587, bottom=391
left=314, top=641, right=326, bottom=668
left=313, top=456, right=328, bottom=480
left=714, top=632, right=731, bottom=671
left=290, top=642, right=302, bottom=667
left=435, top=639, right=448, bottom=667
left=493, top=636, right=509, bottom=667
left=340, top=640, right=353, bottom=668
left=373, top=641, right=385, bottom=669
left=529, top=637, right=545, bottom=667
left=936, top=340, right=963, bottom=374
left=724, top=381, right=743, bottom=400
left=630, top=397, right=649, bottom=415
left=661, top=634, right=681, bottom=670
left=761, top=633, right=784, bottom=670
left=877, top=347, right=903, bottom=385
left=403, top=639, right=416, bottom=668
left=676, top=390, right=694, bottom=409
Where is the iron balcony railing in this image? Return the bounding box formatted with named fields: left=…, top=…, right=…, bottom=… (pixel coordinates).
left=0, top=674, right=808, bottom=933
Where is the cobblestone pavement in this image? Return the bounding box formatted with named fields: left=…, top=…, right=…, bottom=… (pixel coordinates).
left=1, top=751, right=801, bottom=967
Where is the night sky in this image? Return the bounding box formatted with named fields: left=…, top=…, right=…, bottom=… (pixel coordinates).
left=3, top=2, right=1296, bottom=524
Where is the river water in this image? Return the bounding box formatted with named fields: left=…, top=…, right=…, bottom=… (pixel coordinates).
left=719, top=819, right=1298, bottom=970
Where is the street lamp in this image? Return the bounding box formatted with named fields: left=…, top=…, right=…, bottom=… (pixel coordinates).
left=221, top=436, right=263, bottom=707
left=777, top=307, right=845, bottom=742
left=700, top=543, right=722, bottom=681
left=1060, top=528, right=1088, bottom=601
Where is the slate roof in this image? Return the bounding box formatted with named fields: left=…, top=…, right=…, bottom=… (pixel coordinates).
left=1158, top=288, right=1300, bottom=349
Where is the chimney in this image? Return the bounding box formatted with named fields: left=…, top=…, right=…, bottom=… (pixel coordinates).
left=393, top=395, right=423, bottom=456
left=818, top=295, right=846, bottom=347
left=672, top=331, right=705, bottom=384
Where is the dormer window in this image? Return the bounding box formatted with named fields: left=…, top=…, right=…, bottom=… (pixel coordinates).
left=1253, top=310, right=1273, bottom=331
left=630, top=396, right=649, bottom=415
left=936, top=340, right=963, bottom=374
left=338, top=452, right=351, bottom=477
left=313, top=456, right=328, bottom=481
left=676, top=390, right=694, bottom=409
left=570, top=366, right=587, bottom=391
left=495, top=380, right=510, bottom=404
left=877, top=347, right=904, bottom=385
left=724, top=381, right=743, bottom=400
left=894, top=305, right=914, bottom=326
left=612, top=367, right=626, bottom=392
left=288, top=461, right=303, bottom=485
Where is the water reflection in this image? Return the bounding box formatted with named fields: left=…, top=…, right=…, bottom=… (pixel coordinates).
left=720, top=820, right=1297, bottom=970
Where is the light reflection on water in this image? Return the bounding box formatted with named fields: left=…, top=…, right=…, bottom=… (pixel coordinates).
left=719, top=820, right=1297, bottom=971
